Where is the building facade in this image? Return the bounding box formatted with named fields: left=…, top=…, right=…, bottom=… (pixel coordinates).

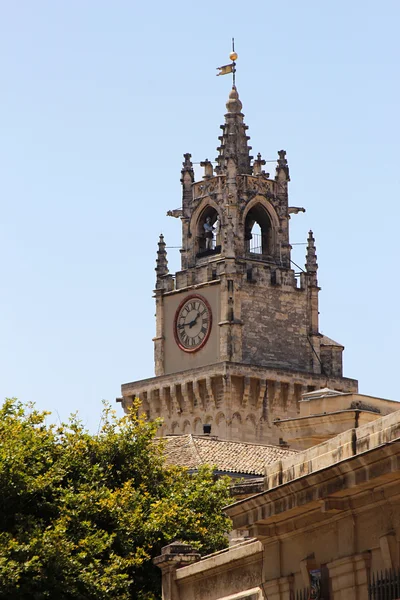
left=118, top=81, right=400, bottom=599
left=155, top=411, right=400, bottom=600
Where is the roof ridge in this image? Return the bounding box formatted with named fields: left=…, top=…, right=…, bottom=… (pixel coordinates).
left=193, top=436, right=297, bottom=452
left=187, top=434, right=204, bottom=467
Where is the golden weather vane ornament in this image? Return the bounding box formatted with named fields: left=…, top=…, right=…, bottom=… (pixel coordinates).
left=216, top=38, right=238, bottom=86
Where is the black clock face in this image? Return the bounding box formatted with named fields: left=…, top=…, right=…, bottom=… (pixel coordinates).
left=174, top=294, right=212, bottom=352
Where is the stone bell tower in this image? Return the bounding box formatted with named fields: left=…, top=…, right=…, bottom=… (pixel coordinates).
left=119, top=86, right=358, bottom=445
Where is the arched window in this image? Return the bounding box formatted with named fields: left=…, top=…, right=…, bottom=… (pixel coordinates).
left=196, top=206, right=220, bottom=256
left=245, top=203, right=274, bottom=256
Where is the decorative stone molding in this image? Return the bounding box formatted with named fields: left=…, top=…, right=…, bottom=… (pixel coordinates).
left=120, top=362, right=357, bottom=445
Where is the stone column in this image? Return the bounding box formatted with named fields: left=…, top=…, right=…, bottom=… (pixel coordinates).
left=153, top=542, right=201, bottom=600
left=327, top=552, right=371, bottom=600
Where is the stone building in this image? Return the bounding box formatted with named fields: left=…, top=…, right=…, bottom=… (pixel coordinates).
left=118, top=83, right=400, bottom=598
left=155, top=410, right=400, bottom=600
left=118, top=86, right=358, bottom=446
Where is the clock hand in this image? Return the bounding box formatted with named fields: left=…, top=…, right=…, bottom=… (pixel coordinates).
left=188, top=313, right=200, bottom=329
left=177, top=313, right=201, bottom=330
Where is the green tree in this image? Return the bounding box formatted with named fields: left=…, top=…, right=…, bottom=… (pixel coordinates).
left=0, top=399, right=231, bottom=600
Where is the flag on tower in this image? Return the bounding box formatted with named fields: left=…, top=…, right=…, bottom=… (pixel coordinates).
left=216, top=64, right=234, bottom=76
left=216, top=39, right=238, bottom=84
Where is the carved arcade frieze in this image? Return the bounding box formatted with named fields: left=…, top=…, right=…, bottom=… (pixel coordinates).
left=120, top=363, right=357, bottom=444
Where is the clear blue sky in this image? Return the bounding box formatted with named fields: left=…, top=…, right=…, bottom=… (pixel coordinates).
left=1, top=1, right=399, bottom=431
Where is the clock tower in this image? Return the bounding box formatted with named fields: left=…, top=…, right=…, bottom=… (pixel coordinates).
left=119, top=86, right=358, bottom=444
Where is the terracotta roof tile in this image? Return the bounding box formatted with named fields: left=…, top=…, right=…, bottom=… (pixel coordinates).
left=161, top=435, right=297, bottom=476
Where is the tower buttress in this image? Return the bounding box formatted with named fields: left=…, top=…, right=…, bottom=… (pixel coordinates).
left=274, top=149, right=291, bottom=268
left=305, top=230, right=321, bottom=373
left=306, top=230, right=318, bottom=289
left=180, top=154, right=194, bottom=271
left=154, top=234, right=173, bottom=377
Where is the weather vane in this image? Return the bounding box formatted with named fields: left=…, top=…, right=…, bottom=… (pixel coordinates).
left=216, top=38, right=238, bottom=87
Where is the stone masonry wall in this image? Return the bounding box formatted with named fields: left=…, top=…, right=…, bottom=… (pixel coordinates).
left=241, top=276, right=311, bottom=372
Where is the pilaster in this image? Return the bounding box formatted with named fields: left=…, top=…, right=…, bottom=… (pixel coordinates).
left=153, top=542, right=200, bottom=600
left=262, top=575, right=293, bottom=600
left=327, top=552, right=371, bottom=600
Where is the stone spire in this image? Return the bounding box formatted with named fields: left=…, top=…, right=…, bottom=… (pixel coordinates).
left=155, top=234, right=169, bottom=283
left=305, top=230, right=318, bottom=286
left=215, top=87, right=253, bottom=175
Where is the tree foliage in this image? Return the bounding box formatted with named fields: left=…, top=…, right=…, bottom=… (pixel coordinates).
left=0, top=399, right=231, bottom=599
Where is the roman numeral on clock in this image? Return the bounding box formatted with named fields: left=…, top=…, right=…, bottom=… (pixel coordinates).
left=179, top=330, right=188, bottom=345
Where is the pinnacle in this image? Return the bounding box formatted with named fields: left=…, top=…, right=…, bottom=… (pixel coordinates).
left=182, top=153, right=192, bottom=170
left=215, top=85, right=252, bottom=175
left=275, top=149, right=290, bottom=182
left=305, top=230, right=318, bottom=285
left=156, top=234, right=168, bottom=280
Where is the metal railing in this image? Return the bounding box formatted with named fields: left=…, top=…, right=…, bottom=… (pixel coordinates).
left=369, top=569, right=400, bottom=600
left=249, top=232, right=262, bottom=254
left=295, top=575, right=326, bottom=600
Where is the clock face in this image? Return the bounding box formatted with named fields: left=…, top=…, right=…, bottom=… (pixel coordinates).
left=174, top=294, right=212, bottom=353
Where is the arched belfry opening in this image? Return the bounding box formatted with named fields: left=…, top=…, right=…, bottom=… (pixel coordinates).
left=195, top=206, right=221, bottom=257
left=245, top=203, right=274, bottom=257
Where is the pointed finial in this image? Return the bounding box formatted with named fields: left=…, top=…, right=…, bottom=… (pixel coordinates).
left=275, top=149, right=290, bottom=182
left=253, top=152, right=268, bottom=176
left=155, top=234, right=169, bottom=282
left=181, top=153, right=193, bottom=173
left=305, top=230, right=318, bottom=286
left=200, top=159, right=214, bottom=179
left=180, top=153, right=194, bottom=185
left=226, top=86, right=243, bottom=114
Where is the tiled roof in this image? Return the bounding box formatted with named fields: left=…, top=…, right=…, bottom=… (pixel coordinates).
left=302, top=387, right=346, bottom=399
left=320, top=334, right=344, bottom=347
left=161, top=435, right=298, bottom=476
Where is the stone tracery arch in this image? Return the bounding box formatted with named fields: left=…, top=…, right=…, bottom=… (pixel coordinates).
left=243, top=196, right=279, bottom=257
left=190, top=197, right=221, bottom=255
